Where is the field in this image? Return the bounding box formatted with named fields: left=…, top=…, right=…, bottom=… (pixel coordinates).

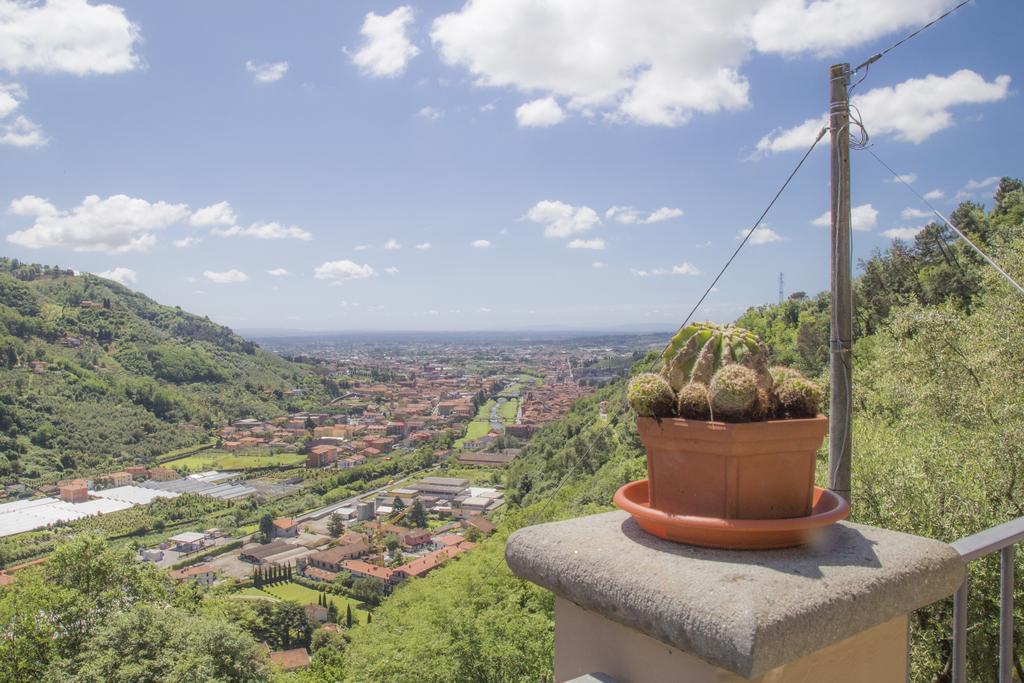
left=497, top=398, right=518, bottom=421
left=248, top=581, right=372, bottom=624
left=166, top=451, right=305, bottom=471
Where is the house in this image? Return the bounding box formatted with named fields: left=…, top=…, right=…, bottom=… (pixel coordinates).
left=125, top=465, right=147, bottom=478
left=272, top=518, right=299, bottom=538
left=102, top=471, right=133, bottom=487
left=306, top=444, right=338, bottom=468
left=340, top=559, right=395, bottom=585
left=222, top=441, right=242, bottom=452
left=457, top=450, right=518, bottom=467
left=168, top=563, right=216, bottom=586
left=269, top=648, right=310, bottom=671
left=304, top=604, right=329, bottom=624
left=392, top=544, right=471, bottom=582
left=462, top=515, right=497, bottom=535
left=305, top=541, right=370, bottom=573
left=149, top=467, right=179, bottom=482
left=59, top=484, right=89, bottom=503
left=401, top=528, right=432, bottom=550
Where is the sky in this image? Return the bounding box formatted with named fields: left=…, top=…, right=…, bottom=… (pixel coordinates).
left=0, top=0, right=1021, bottom=332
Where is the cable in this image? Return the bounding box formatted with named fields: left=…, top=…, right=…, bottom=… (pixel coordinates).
left=863, top=146, right=1024, bottom=297
left=665, top=125, right=829, bottom=348
left=852, top=0, right=973, bottom=77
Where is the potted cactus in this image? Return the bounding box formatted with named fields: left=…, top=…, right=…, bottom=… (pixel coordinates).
left=627, top=322, right=827, bottom=520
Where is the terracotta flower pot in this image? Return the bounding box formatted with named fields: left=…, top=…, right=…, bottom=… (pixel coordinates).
left=635, top=415, right=828, bottom=520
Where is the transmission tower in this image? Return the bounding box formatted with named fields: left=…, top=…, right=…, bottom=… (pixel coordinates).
left=778, top=272, right=784, bottom=304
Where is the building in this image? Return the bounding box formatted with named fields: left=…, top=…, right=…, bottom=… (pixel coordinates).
left=168, top=563, right=216, bottom=586
left=340, top=559, right=395, bottom=585
left=272, top=518, right=299, bottom=538
left=303, top=604, right=328, bottom=624
left=462, top=515, right=497, bottom=535
left=410, top=477, right=470, bottom=498
left=356, top=501, right=376, bottom=521
left=149, top=467, right=179, bottom=482
left=167, top=531, right=207, bottom=553
left=125, top=465, right=147, bottom=478
left=59, top=484, right=89, bottom=503
left=306, top=444, right=339, bottom=468
left=102, top=471, right=133, bottom=487
left=457, top=450, right=519, bottom=467
left=239, top=540, right=300, bottom=565
left=269, top=648, right=310, bottom=671
left=392, top=543, right=472, bottom=581
left=305, top=541, right=370, bottom=573
left=140, top=548, right=164, bottom=562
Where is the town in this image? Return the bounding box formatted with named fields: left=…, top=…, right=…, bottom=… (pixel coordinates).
left=0, top=335, right=642, bottom=672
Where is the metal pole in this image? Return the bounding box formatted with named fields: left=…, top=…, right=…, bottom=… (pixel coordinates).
left=952, top=578, right=968, bottom=683
left=828, top=63, right=853, bottom=503
left=1000, top=546, right=1014, bottom=683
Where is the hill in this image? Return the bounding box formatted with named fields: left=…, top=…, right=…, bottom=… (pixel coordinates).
left=0, top=258, right=334, bottom=484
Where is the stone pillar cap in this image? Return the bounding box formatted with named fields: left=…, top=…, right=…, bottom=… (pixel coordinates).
left=506, top=511, right=964, bottom=678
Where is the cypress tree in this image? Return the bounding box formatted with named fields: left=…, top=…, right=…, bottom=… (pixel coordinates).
left=346, top=604, right=353, bottom=628
left=367, top=612, right=372, bottom=624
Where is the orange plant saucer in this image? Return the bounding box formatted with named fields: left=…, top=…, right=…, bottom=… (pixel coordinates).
left=613, top=479, right=849, bottom=550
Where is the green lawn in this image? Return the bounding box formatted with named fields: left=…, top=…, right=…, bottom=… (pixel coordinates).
left=257, top=581, right=371, bottom=624
left=497, top=399, right=518, bottom=422
left=166, top=451, right=305, bottom=471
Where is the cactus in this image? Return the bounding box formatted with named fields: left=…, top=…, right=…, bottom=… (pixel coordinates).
left=662, top=322, right=772, bottom=393
left=627, top=372, right=676, bottom=418
left=677, top=382, right=710, bottom=420
left=708, top=364, right=758, bottom=421
left=769, top=365, right=801, bottom=386
left=775, top=376, right=823, bottom=418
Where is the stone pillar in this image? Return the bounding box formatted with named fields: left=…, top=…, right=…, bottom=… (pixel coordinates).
left=506, top=511, right=964, bottom=682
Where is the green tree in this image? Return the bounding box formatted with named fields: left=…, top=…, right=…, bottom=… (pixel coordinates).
left=392, top=496, right=406, bottom=512
left=345, top=604, right=353, bottom=628
left=407, top=500, right=428, bottom=528
left=258, top=513, right=274, bottom=543
left=327, top=512, right=344, bottom=538
left=63, top=604, right=269, bottom=682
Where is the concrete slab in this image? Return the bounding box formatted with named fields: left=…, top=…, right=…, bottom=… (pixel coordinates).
left=505, top=510, right=964, bottom=678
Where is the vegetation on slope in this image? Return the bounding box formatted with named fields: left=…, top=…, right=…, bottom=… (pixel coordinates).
left=0, top=258, right=336, bottom=482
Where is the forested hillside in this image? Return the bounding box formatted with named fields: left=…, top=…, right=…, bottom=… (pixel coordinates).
left=329, top=177, right=1024, bottom=682
left=0, top=259, right=334, bottom=483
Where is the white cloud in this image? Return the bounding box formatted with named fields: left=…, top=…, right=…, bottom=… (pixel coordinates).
left=901, top=207, right=934, bottom=220
left=351, top=6, right=420, bottom=78
left=190, top=201, right=236, bottom=227
left=417, top=105, right=442, bottom=120
left=6, top=194, right=189, bottom=253
left=0, top=84, right=45, bottom=147
left=471, top=239, right=491, bottom=248
left=432, top=1, right=952, bottom=128
left=515, top=97, right=565, bottom=127
left=267, top=268, right=290, bottom=277
left=0, top=0, right=141, bottom=75
left=923, top=189, right=945, bottom=200
left=525, top=200, right=600, bottom=238
left=606, top=205, right=683, bottom=224
left=887, top=173, right=917, bottom=184
left=354, top=244, right=372, bottom=251
left=671, top=262, right=701, bottom=275
left=748, top=0, right=956, bottom=56
left=965, top=176, right=1001, bottom=190
left=631, top=262, right=701, bottom=277
left=203, top=269, right=248, bottom=284
left=213, top=222, right=312, bottom=241
left=414, top=242, right=432, bottom=250
left=94, top=266, right=136, bottom=286
left=313, top=260, right=376, bottom=281
left=567, top=238, right=605, bottom=250
left=591, top=261, right=606, bottom=269
left=173, top=236, right=202, bottom=248
left=757, top=70, right=1012, bottom=155
left=883, top=226, right=924, bottom=240
left=384, top=266, right=400, bottom=274
left=383, top=238, right=401, bottom=250
left=245, top=60, right=288, bottom=83
left=479, top=306, right=492, bottom=313
left=741, top=227, right=786, bottom=245
left=480, top=102, right=496, bottom=112
left=810, top=204, right=878, bottom=231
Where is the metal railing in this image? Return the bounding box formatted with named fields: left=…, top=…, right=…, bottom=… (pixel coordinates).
left=949, top=516, right=1024, bottom=683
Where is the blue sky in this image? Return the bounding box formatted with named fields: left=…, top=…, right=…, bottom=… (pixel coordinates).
left=0, top=0, right=1021, bottom=331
